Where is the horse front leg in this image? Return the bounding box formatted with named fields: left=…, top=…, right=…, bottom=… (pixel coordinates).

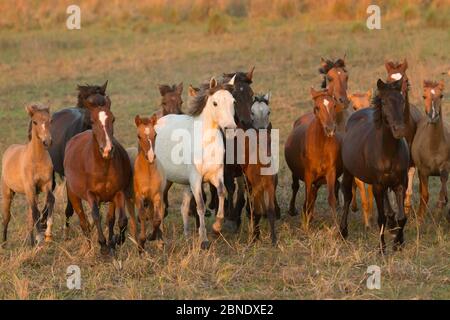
left=393, top=183, right=407, bottom=251
left=437, top=169, right=448, bottom=209
left=223, top=173, right=237, bottom=233
left=405, top=167, right=415, bottom=212
left=24, top=188, right=42, bottom=246
left=373, top=185, right=387, bottom=254
left=115, top=191, right=128, bottom=246
left=326, top=170, right=337, bottom=225
left=418, top=170, right=429, bottom=219
left=339, top=169, right=353, bottom=239
left=149, top=194, right=164, bottom=249
left=106, top=202, right=116, bottom=249
left=211, top=178, right=225, bottom=235
left=87, top=193, right=109, bottom=255
left=163, top=181, right=172, bottom=217
left=42, top=186, right=55, bottom=242
left=190, top=176, right=209, bottom=249
left=1, top=180, right=14, bottom=244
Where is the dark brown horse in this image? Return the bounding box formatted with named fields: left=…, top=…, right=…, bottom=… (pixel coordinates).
left=412, top=80, right=449, bottom=218
left=385, top=59, right=423, bottom=210
left=154, top=83, right=183, bottom=119
left=64, top=105, right=132, bottom=255
left=285, top=88, right=343, bottom=223
left=340, top=79, right=410, bottom=252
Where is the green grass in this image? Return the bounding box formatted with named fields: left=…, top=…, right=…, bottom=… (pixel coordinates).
left=0, top=18, right=449, bottom=299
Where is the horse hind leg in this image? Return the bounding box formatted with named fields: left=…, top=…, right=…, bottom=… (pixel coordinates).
left=1, top=181, right=14, bottom=244
left=115, top=192, right=128, bottom=246
left=288, top=174, right=300, bottom=216
left=43, top=189, right=55, bottom=242
left=437, top=170, right=448, bottom=209
left=339, top=170, right=354, bottom=239
left=66, top=186, right=90, bottom=239
left=373, top=185, right=387, bottom=254
left=404, top=167, right=415, bottom=212
left=181, top=189, right=193, bottom=238
left=106, top=202, right=116, bottom=249
left=190, top=177, right=209, bottom=250
left=393, top=184, right=407, bottom=251
left=211, top=178, right=226, bottom=236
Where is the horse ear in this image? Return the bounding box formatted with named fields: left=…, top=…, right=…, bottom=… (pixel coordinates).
left=210, top=77, right=217, bottom=89
left=176, top=82, right=183, bottom=95
left=26, top=105, right=36, bottom=117
left=100, top=80, right=108, bottom=94
left=264, top=91, right=271, bottom=103
left=320, top=57, right=328, bottom=69
left=367, top=89, right=372, bottom=99
left=150, top=114, right=158, bottom=126
left=247, top=66, right=255, bottom=81
left=310, top=87, right=320, bottom=98
left=105, top=96, right=111, bottom=109
left=227, top=74, right=236, bottom=86
left=134, top=115, right=142, bottom=127
left=402, top=58, right=408, bottom=71
left=438, top=80, right=445, bottom=91
left=384, top=60, right=393, bottom=72
left=188, top=85, right=198, bottom=97
left=158, top=85, right=169, bottom=96
left=377, top=79, right=387, bottom=90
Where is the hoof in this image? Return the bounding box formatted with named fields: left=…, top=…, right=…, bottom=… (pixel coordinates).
left=200, top=240, right=210, bottom=250
left=223, top=220, right=239, bottom=234
left=339, top=228, right=348, bottom=239
left=392, top=242, right=403, bottom=252
left=351, top=204, right=358, bottom=212
left=35, top=233, right=44, bottom=245
left=288, top=208, right=299, bottom=216
left=100, top=245, right=111, bottom=256
left=44, top=234, right=52, bottom=242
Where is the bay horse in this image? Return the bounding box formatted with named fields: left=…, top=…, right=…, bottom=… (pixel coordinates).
left=64, top=105, right=132, bottom=255
left=385, top=59, right=423, bottom=211
left=133, top=115, right=166, bottom=251
left=154, top=76, right=237, bottom=249
left=154, top=83, right=184, bottom=119
left=2, top=104, right=54, bottom=246
left=412, top=80, right=449, bottom=218
left=285, top=88, right=343, bottom=223
left=340, top=79, right=410, bottom=252
left=348, top=90, right=374, bottom=228
left=42, top=81, right=110, bottom=236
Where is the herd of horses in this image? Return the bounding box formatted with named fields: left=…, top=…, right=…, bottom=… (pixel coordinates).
left=1, top=57, right=449, bottom=256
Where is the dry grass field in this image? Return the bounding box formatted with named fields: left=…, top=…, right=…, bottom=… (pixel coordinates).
left=0, top=1, right=449, bottom=299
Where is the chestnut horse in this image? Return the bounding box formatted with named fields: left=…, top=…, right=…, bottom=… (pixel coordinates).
left=285, top=88, right=343, bottom=223
left=133, top=115, right=166, bottom=251
left=385, top=59, right=423, bottom=210
left=2, top=105, right=54, bottom=246
left=412, top=80, right=449, bottom=218
left=241, top=128, right=278, bottom=244
left=348, top=90, right=374, bottom=228
left=64, top=105, right=132, bottom=255
left=340, top=79, right=410, bottom=252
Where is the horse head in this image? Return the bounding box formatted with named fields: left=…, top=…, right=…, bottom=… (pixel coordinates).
left=376, top=79, right=407, bottom=139
left=423, top=80, right=445, bottom=124
left=319, top=57, right=349, bottom=109
left=26, top=104, right=52, bottom=148
left=251, top=92, right=271, bottom=129
left=158, top=82, right=183, bottom=116
left=135, top=114, right=158, bottom=163
left=89, top=106, right=115, bottom=159
left=310, top=88, right=338, bottom=137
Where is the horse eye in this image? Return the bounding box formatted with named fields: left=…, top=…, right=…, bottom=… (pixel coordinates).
left=213, top=101, right=218, bottom=107
left=440, top=95, right=444, bottom=99
left=423, top=96, right=426, bottom=99
left=268, top=111, right=271, bottom=115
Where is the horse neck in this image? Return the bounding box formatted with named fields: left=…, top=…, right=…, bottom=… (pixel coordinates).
left=27, top=127, right=46, bottom=159
left=196, top=106, right=219, bottom=142
left=379, top=121, right=400, bottom=155
left=428, top=115, right=446, bottom=150
left=310, top=117, right=328, bottom=143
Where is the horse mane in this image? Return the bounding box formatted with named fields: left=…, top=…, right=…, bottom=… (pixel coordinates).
left=254, top=94, right=269, bottom=105
left=423, top=80, right=440, bottom=88
left=319, top=58, right=346, bottom=88
left=371, top=90, right=383, bottom=128
left=186, top=81, right=233, bottom=116
left=76, top=83, right=106, bottom=108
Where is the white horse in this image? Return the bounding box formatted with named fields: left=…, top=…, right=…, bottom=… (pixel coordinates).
left=154, top=76, right=236, bottom=249
left=251, top=92, right=271, bottom=129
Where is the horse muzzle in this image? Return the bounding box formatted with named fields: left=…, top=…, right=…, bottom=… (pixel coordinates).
left=391, top=124, right=407, bottom=139
left=324, top=125, right=337, bottom=138
left=428, top=114, right=440, bottom=124
left=42, top=138, right=52, bottom=148
left=100, top=146, right=114, bottom=159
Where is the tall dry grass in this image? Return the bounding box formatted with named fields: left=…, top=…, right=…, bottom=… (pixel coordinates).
left=1, top=0, right=449, bottom=31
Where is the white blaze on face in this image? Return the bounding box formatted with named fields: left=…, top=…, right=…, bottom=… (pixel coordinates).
left=390, top=73, right=402, bottom=81
left=144, top=127, right=155, bottom=162
left=98, top=111, right=112, bottom=156
left=431, top=89, right=435, bottom=95
left=323, top=98, right=330, bottom=113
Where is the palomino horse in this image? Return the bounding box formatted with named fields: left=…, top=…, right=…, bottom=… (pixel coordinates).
left=133, top=115, right=166, bottom=251
left=348, top=90, right=374, bottom=228
left=412, top=80, right=449, bottom=218
left=241, top=128, right=278, bottom=244
left=340, top=79, right=410, bottom=252
left=285, top=88, right=342, bottom=223
left=64, top=106, right=132, bottom=255
left=154, top=76, right=237, bottom=249
left=2, top=105, right=54, bottom=246
left=385, top=59, right=423, bottom=211
left=43, top=82, right=110, bottom=234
